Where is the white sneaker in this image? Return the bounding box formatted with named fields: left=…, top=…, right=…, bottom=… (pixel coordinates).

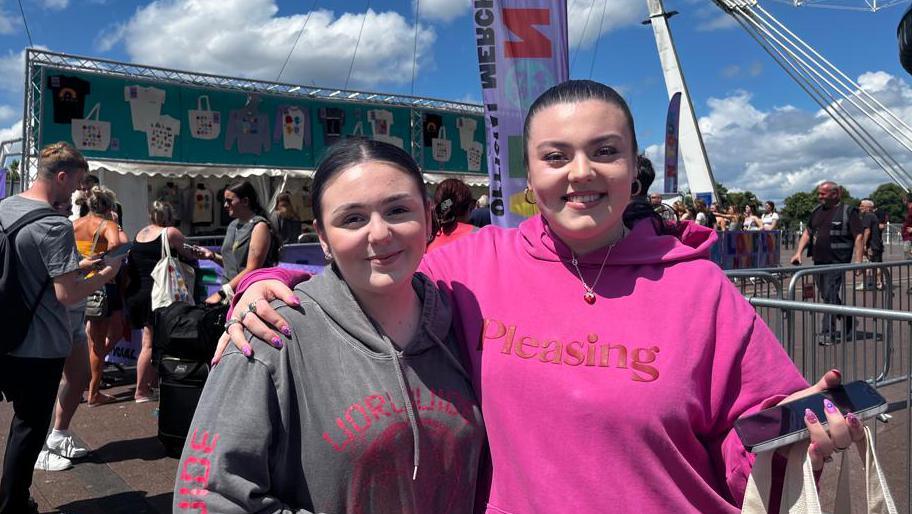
left=34, top=450, right=73, bottom=471
left=46, top=433, right=89, bottom=459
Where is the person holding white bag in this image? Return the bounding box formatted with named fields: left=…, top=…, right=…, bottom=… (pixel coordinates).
left=123, top=201, right=197, bottom=402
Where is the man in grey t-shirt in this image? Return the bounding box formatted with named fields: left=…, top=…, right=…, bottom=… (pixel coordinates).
left=0, top=143, right=122, bottom=514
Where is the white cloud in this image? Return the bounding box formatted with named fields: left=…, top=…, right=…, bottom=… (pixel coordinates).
left=645, top=72, right=912, bottom=202
left=41, top=0, right=69, bottom=9
left=568, top=0, right=645, bottom=49
left=0, top=8, right=17, bottom=35
left=416, top=0, right=470, bottom=23
left=0, top=105, right=18, bottom=123
left=686, top=1, right=739, bottom=32
left=0, top=120, right=23, bottom=151
left=0, top=47, right=47, bottom=93
left=98, top=0, right=436, bottom=89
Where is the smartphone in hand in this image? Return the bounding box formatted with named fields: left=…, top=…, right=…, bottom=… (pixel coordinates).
left=735, top=380, right=887, bottom=453
left=102, top=242, right=133, bottom=262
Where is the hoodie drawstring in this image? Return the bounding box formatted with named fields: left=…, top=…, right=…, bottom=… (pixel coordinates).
left=384, top=336, right=421, bottom=481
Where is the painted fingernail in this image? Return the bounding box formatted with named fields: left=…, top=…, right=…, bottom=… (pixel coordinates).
left=846, top=412, right=861, bottom=429
left=824, top=399, right=838, bottom=413
left=242, top=344, right=252, bottom=357
left=289, top=296, right=301, bottom=306
left=805, top=409, right=819, bottom=423
left=809, top=442, right=819, bottom=455
left=210, top=357, right=218, bottom=367
left=830, top=369, right=842, bottom=380
left=281, top=326, right=292, bottom=337
left=271, top=337, right=284, bottom=348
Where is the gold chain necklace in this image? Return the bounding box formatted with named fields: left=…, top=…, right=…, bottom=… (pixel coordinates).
left=569, top=244, right=615, bottom=305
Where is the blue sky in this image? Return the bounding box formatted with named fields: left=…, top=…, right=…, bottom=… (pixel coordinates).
left=2, top=0, right=910, bottom=201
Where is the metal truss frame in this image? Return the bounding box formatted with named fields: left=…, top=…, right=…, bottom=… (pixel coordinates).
left=22, top=49, right=483, bottom=183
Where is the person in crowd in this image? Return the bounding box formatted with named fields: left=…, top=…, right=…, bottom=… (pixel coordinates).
left=221, top=80, right=859, bottom=512
left=694, top=199, right=715, bottom=228
left=427, top=178, right=477, bottom=252
left=0, top=143, right=123, bottom=514
left=725, top=204, right=742, bottom=231
left=741, top=204, right=762, bottom=230
left=671, top=200, right=689, bottom=221
left=858, top=199, right=885, bottom=290
left=199, top=181, right=278, bottom=305
left=124, top=201, right=197, bottom=402
left=761, top=201, right=779, bottom=230
left=174, top=139, right=484, bottom=513
left=790, top=181, right=864, bottom=343
left=710, top=202, right=727, bottom=230
left=469, top=193, right=492, bottom=227
left=33, top=198, right=94, bottom=472
left=270, top=191, right=303, bottom=245
left=73, top=186, right=127, bottom=407
left=648, top=192, right=663, bottom=208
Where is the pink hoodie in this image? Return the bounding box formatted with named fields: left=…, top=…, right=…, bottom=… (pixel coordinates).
left=238, top=215, right=808, bottom=513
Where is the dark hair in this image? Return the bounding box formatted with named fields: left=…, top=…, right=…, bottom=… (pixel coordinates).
left=635, top=154, right=655, bottom=197
left=311, top=138, right=426, bottom=226
left=434, top=178, right=474, bottom=233
left=87, top=185, right=116, bottom=215
left=765, top=200, right=776, bottom=212
left=226, top=180, right=267, bottom=218
left=523, top=80, right=638, bottom=166
left=274, top=191, right=299, bottom=220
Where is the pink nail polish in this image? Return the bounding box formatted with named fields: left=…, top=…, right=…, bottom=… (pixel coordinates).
left=210, top=357, right=218, bottom=367
left=824, top=399, right=838, bottom=413
left=290, top=296, right=301, bottom=306
left=846, top=412, right=861, bottom=428
left=242, top=345, right=252, bottom=357
left=272, top=337, right=284, bottom=348
left=830, top=369, right=842, bottom=381
left=281, top=326, right=292, bottom=337
left=805, top=409, right=819, bottom=423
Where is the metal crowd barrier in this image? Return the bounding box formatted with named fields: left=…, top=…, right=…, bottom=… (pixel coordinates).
left=745, top=296, right=912, bottom=512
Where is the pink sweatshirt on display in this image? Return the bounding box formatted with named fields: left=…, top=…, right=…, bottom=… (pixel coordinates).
left=237, top=215, right=809, bottom=514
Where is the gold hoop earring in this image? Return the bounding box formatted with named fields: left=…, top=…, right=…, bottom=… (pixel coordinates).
left=524, top=187, right=537, bottom=205
left=631, top=180, right=642, bottom=197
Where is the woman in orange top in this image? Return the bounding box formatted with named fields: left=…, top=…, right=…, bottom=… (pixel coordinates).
left=73, top=186, right=127, bottom=406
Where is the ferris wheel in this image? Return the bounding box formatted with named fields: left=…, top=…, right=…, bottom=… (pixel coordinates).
left=767, top=0, right=907, bottom=12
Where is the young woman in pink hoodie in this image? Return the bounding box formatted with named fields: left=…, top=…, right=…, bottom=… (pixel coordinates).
left=219, top=81, right=863, bottom=513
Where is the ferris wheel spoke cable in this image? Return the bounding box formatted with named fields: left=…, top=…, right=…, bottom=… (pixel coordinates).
left=276, top=0, right=320, bottom=83
left=741, top=6, right=912, bottom=183
left=570, top=0, right=597, bottom=73
left=734, top=5, right=912, bottom=170
left=588, top=0, right=610, bottom=79
left=410, top=0, right=421, bottom=96
left=729, top=8, right=912, bottom=189
left=344, top=0, right=372, bottom=91
left=753, top=3, right=912, bottom=141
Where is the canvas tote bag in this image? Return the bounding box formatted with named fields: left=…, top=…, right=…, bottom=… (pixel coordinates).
left=151, top=229, right=195, bottom=311
left=72, top=103, right=111, bottom=151
left=432, top=126, right=452, bottom=163
left=188, top=96, right=221, bottom=140
left=742, top=425, right=897, bottom=514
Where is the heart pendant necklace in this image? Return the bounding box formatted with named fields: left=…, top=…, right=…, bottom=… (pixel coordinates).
left=570, top=244, right=615, bottom=305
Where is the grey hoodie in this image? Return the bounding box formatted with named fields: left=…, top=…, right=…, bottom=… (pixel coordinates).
left=173, top=268, right=485, bottom=514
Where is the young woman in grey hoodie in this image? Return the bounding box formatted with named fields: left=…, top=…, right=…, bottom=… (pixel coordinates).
left=174, top=139, right=485, bottom=514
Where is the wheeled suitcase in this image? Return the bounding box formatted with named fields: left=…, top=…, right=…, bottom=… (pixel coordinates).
left=158, top=355, right=209, bottom=457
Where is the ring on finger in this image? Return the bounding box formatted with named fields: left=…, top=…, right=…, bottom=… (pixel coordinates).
left=224, top=318, right=242, bottom=331
left=248, top=301, right=258, bottom=315
left=237, top=310, right=250, bottom=321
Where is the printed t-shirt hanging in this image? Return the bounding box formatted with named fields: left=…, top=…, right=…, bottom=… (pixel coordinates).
left=192, top=188, right=213, bottom=224
left=147, top=115, right=180, bottom=158
left=274, top=106, right=311, bottom=150
left=48, top=75, right=91, bottom=124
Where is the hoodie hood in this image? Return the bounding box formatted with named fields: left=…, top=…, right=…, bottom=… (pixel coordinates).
left=295, top=265, right=453, bottom=356
left=519, top=213, right=717, bottom=267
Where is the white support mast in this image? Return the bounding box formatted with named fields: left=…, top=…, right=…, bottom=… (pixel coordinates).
left=645, top=0, right=719, bottom=202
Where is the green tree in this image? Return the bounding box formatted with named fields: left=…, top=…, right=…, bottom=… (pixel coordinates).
left=726, top=190, right=760, bottom=214
left=6, top=159, right=18, bottom=181
left=780, top=191, right=817, bottom=231
left=869, top=183, right=907, bottom=222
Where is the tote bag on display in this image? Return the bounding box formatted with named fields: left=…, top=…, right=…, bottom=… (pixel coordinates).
left=188, top=96, right=221, bottom=140
left=432, top=127, right=452, bottom=163
left=151, top=230, right=195, bottom=311
left=741, top=425, right=897, bottom=514
left=71, top=103, right=111, bottom=151
left=467, top=141, right=483, bottom=171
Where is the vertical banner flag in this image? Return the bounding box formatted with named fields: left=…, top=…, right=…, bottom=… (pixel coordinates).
left=473, top=0, right=569, bottom=227
left=664, top=92, right=681, bottom=194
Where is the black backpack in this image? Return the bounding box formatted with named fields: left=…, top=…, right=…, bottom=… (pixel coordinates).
left=0, top=206, right=66, bottom=355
